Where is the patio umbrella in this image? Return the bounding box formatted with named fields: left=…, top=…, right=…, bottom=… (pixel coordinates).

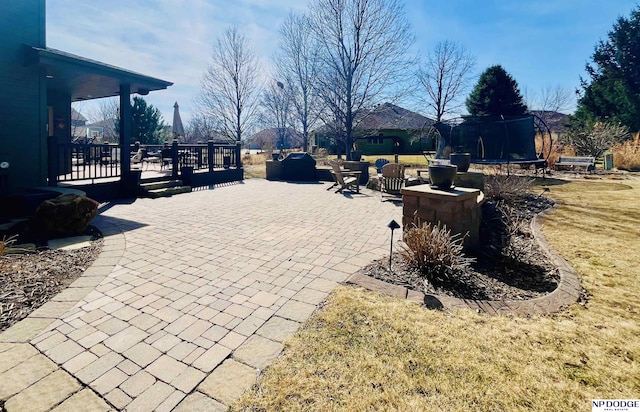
left=172, top=101, right=185, bottom=140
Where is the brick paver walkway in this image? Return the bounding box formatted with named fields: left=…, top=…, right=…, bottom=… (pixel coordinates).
left=0, top=179, right=582, bottom=411
left=0, top=180, right=401, bottom=411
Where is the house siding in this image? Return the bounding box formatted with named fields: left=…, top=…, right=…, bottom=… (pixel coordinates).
left=0, top=1, right=48, bottom=193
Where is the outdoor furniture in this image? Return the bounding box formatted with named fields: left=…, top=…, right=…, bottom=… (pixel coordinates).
left=144, top=151, right=162, bottom=169
left=375, top=158, right=390, bottom=174
left=328, top=161, right=360, bottom=194
left=555, top=156, right=595, bottom=172
left=99, top=147, right=113, bottom=165
left=380, top=163, right=406, bottom=201
left=161, top=148, right=172, bottom=170
left=131, top=149, right=144, bottom=168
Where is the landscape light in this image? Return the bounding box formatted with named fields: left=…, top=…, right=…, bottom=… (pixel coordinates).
left=387, top=219, right=401, bottom=272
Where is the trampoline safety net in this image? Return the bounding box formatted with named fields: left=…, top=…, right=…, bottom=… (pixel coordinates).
left=434, top=115, right=537, bottom=163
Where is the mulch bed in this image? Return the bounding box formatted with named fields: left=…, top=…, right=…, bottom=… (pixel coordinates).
left=0, top=228, right=102, bottom=332
left=360, top=194, right=561, bottom=301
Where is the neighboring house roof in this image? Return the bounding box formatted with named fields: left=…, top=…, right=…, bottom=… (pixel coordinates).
left=249, top=128, right=303, bottom=147
left=32, top=46, right=173, bottom=101
left=530, top=110, right=570, bottom=134
left=86, top=119, right=116, bottom=130
left=315, top=103, right=435, bottom=135
left=356, top=103, right=435, bottom=130
left=71, top=108, right=87, bottom=123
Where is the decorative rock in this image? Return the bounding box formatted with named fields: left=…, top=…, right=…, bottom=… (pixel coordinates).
left=32, top=194, right=98, bottom=238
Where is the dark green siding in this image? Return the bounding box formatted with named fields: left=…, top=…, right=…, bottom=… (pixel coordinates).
left=0, top=1, right=47, bottom=192
left=315, top=129, right=424, bottom=155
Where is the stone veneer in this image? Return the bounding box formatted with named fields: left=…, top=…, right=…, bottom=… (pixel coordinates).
left=401, top=185, right=482, bottom=249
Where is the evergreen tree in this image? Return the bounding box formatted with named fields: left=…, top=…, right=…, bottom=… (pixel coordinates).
left=575, top=6, right=640, bottom=132
left=117, top=97, right=166, bottom=144
left=466, top=65, right=527, bottom=116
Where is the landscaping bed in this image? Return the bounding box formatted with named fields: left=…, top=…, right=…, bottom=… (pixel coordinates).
left=360, top=191, right=561, bottom=301
left=0, top=227, right=102, bottom=332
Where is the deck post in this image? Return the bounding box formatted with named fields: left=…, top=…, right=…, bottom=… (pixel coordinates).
left=172, top=139, right=179, bottom=179
left=208, top=140, right=214, bottom=172
left=236, top=142, right=242, bottom=168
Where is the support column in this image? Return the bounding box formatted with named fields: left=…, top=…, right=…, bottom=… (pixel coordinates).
left=118, top=84, right=140, bottom=197
left=119, top=84, right=132, bottom=173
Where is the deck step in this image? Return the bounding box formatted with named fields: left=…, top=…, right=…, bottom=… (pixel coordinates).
left=142, top=185, right=192, bottom=199
left=138, top=179, right=191, bottom=198
left=139, top=180, right=183, bottom=191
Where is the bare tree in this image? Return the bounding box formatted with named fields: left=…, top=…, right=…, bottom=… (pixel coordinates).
left=259, top=79, right=292, bottom=151
left=275, top=12, right=323, bottom=152
left=196, top=25, right=261, bottom=142
left=185, top=114, right=218, bottom=143
left=537, top=84, right=573, bottom=114
left=308, top=0, right=415, bottom=159
left=82, top=98, right=119, bottom=143
left=417, top=40, right=476, bottom=122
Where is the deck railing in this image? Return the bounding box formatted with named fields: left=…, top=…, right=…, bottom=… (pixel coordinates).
left=48, top=138, right=242, bottom=184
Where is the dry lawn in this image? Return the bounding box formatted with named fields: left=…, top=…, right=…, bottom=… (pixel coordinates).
left=232, top=177, right=640, bottom=411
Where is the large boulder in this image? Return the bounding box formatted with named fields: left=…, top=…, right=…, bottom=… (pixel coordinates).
left=33, top=194, right=99, bottom=238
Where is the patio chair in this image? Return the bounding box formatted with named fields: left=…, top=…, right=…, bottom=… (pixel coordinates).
left=329, top=161, right=360, bottom=194
left=380, top=163, right=406, bottom=201
left=160, top=148, right=172, bottom=170
left=375, top=158, right=390, bottom=174
left=131, top=149, right=144, bottom=168
left=144, top=151, right=162, bottom=169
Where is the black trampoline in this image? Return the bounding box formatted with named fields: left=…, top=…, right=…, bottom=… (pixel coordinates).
left=422, top=114, right=552, bottom=172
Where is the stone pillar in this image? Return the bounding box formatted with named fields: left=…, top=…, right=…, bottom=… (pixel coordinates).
left=401, top=185, right=482, bottom=249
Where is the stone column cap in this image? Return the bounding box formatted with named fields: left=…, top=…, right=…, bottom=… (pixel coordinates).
left=401, top=185, right=480, bottom=201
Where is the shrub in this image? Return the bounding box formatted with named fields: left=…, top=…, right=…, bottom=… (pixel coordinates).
left=0, top=235, right=17, bottom=256
left=401, top=219, right=474, bottom=283
left=612, top=133, right=640, bottom=171
left=495, top=201, right=532, bottom=262
left=560, top=121, right=630, bottom=158
left=242, top=153, right=267, bottom=165
left=484, top=173, right=535, bottom=202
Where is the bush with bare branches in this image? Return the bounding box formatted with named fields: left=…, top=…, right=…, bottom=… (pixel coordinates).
left=483, top=173, right=535, bottom=202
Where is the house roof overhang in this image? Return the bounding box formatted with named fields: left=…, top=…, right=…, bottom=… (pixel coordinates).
left=31, top=46, right=173, bottom=101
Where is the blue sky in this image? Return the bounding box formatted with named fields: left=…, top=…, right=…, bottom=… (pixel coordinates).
left=46, top=0, right=638, bottom=125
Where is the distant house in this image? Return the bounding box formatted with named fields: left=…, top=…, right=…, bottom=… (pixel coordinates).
left=70, top=108, right=89, bottom=141
left=530, top=110, right=571, bottom=135
left=314, top=103, right=435, bottom=155
left=249, top=128, right=303, bottom=151
left=0, top=1, right=172, bottom=195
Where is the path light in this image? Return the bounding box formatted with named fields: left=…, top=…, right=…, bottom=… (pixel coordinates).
left=387, top=220, right=401, bottom=272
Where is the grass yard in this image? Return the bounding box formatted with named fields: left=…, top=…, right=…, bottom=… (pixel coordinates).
left=232, top=178, right=640, bottom=411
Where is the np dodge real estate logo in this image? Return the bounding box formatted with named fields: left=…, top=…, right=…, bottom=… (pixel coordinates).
left=593, top=400, right=640, bottom=412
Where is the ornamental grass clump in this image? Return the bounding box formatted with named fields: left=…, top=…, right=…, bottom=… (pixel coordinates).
left=612, top=133, right=640, bottom=171
left=0, top=235, right=17, bottom=257
left=401, top=219, right=474, bottom=284
left=484, top=173, right=535, bottom=202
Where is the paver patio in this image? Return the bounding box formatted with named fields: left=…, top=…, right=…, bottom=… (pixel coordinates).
left=0, top=179, right=401, bottom=411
